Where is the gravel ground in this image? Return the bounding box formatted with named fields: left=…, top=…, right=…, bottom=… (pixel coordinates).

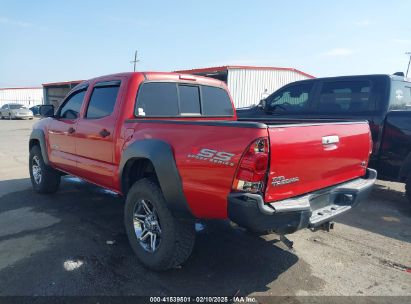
left=0, top=118, right=410, bottom=297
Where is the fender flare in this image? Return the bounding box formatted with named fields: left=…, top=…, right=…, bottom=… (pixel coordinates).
left=399, top=152, right=411, bottom=181
left=29, top=129, right=50, bottom=165
left=119, top=139, right=193, bottom=218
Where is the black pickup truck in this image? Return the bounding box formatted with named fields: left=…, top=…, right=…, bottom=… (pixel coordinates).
left=237, top=74, right=411, bottom=203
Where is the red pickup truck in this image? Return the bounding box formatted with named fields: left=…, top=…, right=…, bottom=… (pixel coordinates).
left=30, top=72, right=376, bottom=270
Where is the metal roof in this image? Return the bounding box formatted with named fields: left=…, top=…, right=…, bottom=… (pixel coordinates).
left=42, top=80, right=84, bottom=87
left=175, top=65, right=315, bottom=79
left=0, top=87, right=42, bottom=90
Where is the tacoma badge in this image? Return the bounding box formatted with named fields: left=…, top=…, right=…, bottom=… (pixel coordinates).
left=272, top=176, right=300, bottom=186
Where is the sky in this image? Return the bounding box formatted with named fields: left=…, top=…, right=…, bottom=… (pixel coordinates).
left=1, top=0, right=411, bottom=87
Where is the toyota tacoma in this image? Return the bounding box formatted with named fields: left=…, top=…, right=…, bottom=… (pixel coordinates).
left=29, top=72, right=376, bottom=270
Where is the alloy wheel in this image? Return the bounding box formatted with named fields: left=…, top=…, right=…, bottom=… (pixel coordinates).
left=133, top=199, right=161, bottom=252
left=32, top=155, right=42, bottom=184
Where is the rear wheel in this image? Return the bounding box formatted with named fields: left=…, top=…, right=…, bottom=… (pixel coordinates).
left=124, top=178, right=195, bottom=271
left=405, top=175, right=411, bottom=205
left=29, top=145, right=61, bottom=193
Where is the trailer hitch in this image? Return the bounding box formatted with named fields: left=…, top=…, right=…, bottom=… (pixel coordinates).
left=311, top=221, right=335, bottom=232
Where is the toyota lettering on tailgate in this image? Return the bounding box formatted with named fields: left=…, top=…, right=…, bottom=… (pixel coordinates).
left=271, top=175, right=300, bottom=186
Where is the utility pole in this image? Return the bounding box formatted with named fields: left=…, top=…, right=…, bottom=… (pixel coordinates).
left=406, top=52, right=411, bottom=78
left=130, top=50, right=140, bottom=72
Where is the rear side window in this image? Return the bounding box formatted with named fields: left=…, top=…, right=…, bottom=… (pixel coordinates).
left=201, top=86, right=234, bottom=116
left=136, top=83, right=179, bottom=116
left=135, top=82, right=233, bottom=117
left=389, top=81, right=411, bottom=110
left=86, top=83, right=120, bottom=119
left=318, top=81, right=373, bottom=112
left=59, top=89, right=86, bottom=119
left=179, top=85, right=201, bottom=115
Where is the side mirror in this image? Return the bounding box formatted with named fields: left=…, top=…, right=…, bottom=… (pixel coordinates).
left=39, top=105, right=55, bottom=117
left=258, top=99, right=266, bottom=108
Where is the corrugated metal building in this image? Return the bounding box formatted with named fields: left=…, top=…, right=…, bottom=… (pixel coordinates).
left=0, top=87, right=43, bottom=108
left=40, top=66, right=314, bottom=109
left=43, top=80, right=83, bottom=108
left=176, top=66, right=314, bottom=108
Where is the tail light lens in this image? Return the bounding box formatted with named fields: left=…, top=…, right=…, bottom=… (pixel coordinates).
left=232, top=137, right=269, bottom=193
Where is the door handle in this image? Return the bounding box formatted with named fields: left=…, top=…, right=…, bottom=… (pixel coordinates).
left=322, top=135, right=339, bottom=145
left=68, top=127, right=75, bottom=134
left=99, top=129, right=110, bottom=138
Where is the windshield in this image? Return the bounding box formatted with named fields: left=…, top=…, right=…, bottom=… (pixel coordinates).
left=9, top=104, right=26, bottom=110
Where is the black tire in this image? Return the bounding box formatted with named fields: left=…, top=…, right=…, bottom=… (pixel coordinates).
left=124, top=178, right=195, bottom=271
left=29, top=145, right=61, bottom=194
left=406, top=175, right=411, bottom=205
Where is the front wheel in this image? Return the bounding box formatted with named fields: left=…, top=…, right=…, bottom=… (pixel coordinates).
left=29, top=145, right=61, bottom=193
left=124, top=178, right=195, bottom=271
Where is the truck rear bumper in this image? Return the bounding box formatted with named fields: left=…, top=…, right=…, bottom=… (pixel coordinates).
left=227, top=168, right=377, bottom=234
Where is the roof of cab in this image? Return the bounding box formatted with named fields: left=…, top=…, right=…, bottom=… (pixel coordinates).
left=77, top=71, right=225, bottom=87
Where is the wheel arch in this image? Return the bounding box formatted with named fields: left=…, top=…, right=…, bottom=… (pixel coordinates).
left=29, top=129, right=50, bottom=165
left=120, top=139, right=193, bottom=218
left=122, top=158, right=159, bottom=193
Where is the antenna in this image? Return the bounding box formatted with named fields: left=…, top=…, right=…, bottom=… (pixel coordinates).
left=406, top=52, right=411, bottom=78
left=130, top=50, right=140, bottom=72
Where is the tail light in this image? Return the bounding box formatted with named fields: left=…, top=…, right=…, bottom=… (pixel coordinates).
left=232, top=137, right=269, bottom=193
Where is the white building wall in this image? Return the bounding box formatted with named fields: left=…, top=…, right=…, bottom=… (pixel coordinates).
left=0, top=88, right=43, bottom=108
left=227, top=69, right=311, bottom=108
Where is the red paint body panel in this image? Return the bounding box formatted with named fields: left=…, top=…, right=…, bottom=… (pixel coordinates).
left=33, top=71, right=372, bottom=220
left=122, top=121, right=267, bottom=218
left=264, top=123, right=371, bottom=202
left=47, top=118, right=78, bottom=173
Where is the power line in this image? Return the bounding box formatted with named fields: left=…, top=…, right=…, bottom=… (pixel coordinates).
left=406, top=52, right=411, bottom=78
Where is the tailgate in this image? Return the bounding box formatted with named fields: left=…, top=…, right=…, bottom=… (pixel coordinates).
left=264, top=122, right=371, bottom=202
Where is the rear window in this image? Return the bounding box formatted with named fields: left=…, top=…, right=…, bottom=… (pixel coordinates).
left=135, top=82, right=233, bottom=117
left=179, top=85, right=201, bottom=115
left=318, top=81, right=373, bottom=112
left=389, top=81, right=411, bottom=110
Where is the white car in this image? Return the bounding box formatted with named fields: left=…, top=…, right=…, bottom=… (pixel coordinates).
left=0, top=103, right=34, bottom=120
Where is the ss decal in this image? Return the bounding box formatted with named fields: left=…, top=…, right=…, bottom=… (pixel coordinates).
left=188, top=148, right=235, bottom=166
